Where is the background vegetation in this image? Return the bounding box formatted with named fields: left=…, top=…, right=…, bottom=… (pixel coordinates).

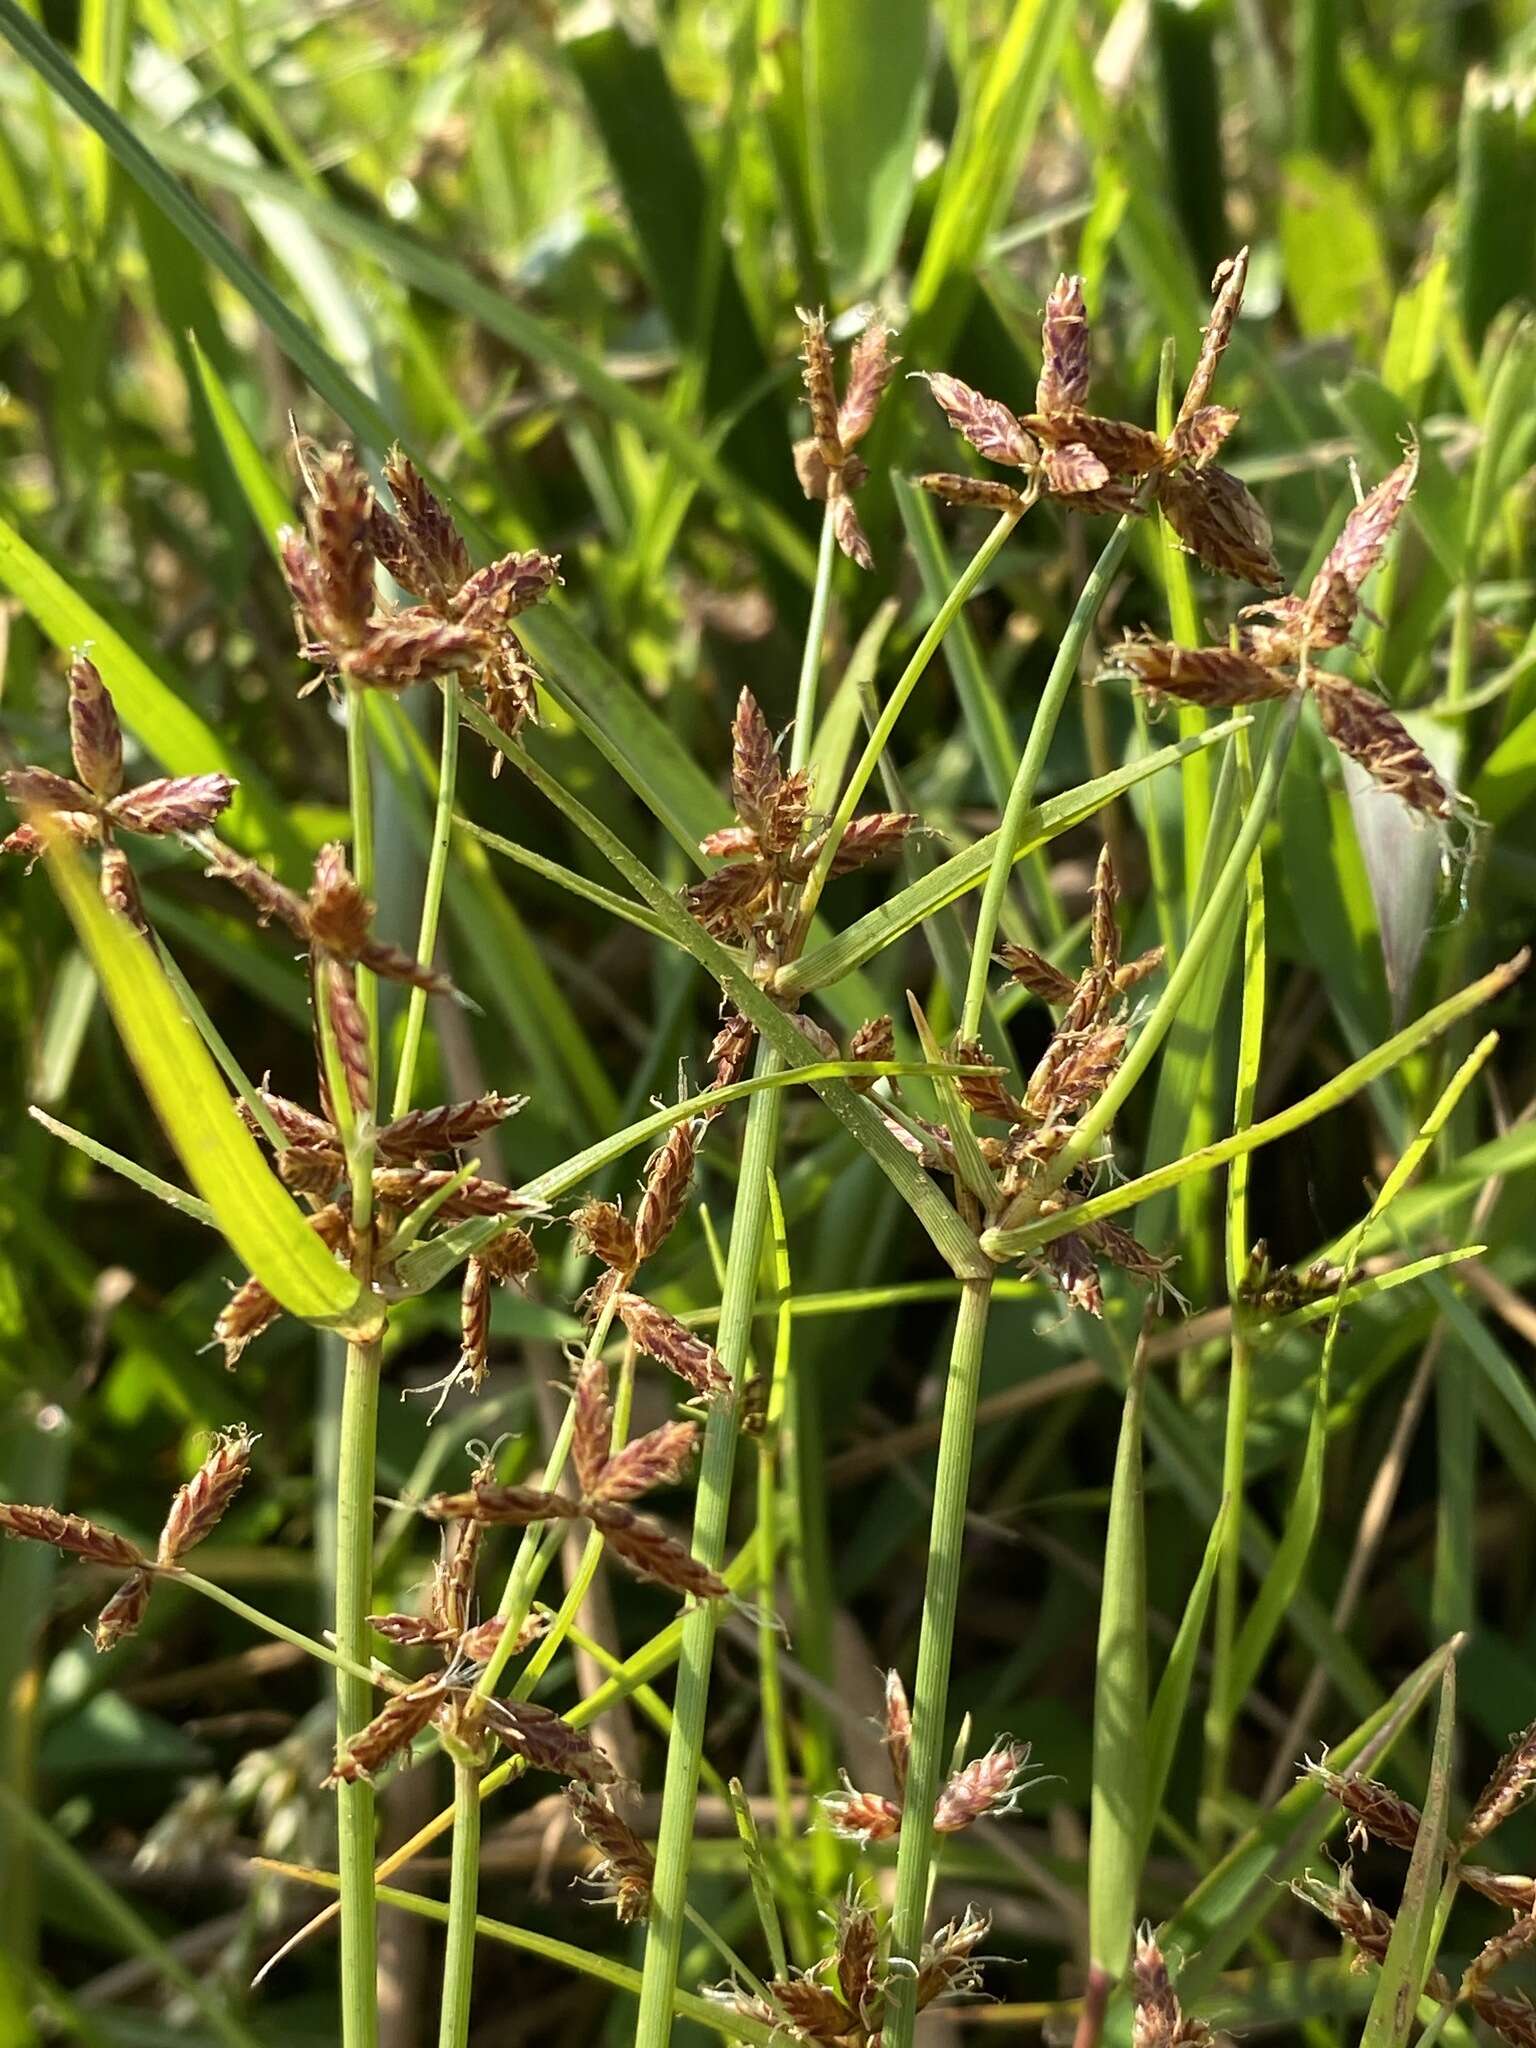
left=1, top=0, right=1534, bottom=2043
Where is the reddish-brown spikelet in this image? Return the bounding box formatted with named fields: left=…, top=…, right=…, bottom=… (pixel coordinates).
left=453, top=551, right=562, bottom=631
left=587, top=1500, right=728, bottom=1600
left=423, top=1483, right=579, bottom=1527
left=1029, top=407, right=1167, bottom=475
left=430, top=1477, right=487, bottom=1640
left=457, top=1259, right=490, bottom=1393
left=572, top=1355, right=614, bottom=1499
left=848, top=1013, right=894, bottom=1091
left=836, top=1899, right=881, bottom=2025
left=1038, top=274, right=1092, bottom=417
left=156, top=1425, right=256, bottom=1565
left=1155, top=464, right=1283, bottom=589
left=827, top=809, right=916, bottom=877
left=823, top=1775, right=903, bottom=1844
left=997, top=942, right=1077, bottom=1005
left=370, top=1612, right=454, bottom=1650
left=1084, top=1215, right=1178, bottom=1293
left=915, top=1906, right=990, bottom=2009
left=248, top=1092, right=338, bottom=1149
left=370, top=1169, right=537, bottom=1221
left=918, top=472, right=1029, bottom=512
left=342, top=611, right=493, bottom=691
left=634, top=1119, right=698, bottom=1266
left=1131, top=1926, right=1212, bottom=2046
left=3, top=766, right=93, bottom=812
left=381, top=447, right=470, bottom=596
left=1466, top=1915, right=1536, bottom=1991
left=1466, top=1719, right=1536, bottom=1847
left=1042, top=441, right=1112, bottom=494
left=572, top=1200, right=638, bottom=1276
left=458, top=1612, right=547, bottom=1665
left=838, top=322, right=898, bottom=450
left=376, top=1093, right=523, bottom=1160
left=214, top=1274, right=281, bottom=1368
left=923, top=373, right=1037, bottom=467
left=325, top=959, right=372, bottom=1116
left=683, top=860, right=769, bottom=940
left=0, top=1503, right=144, bottom=1569
left=93, top=1568, right=153, bottom=1652
left=203, top=845, right=311, bottom=936
left=1302, top=1760, right=1423, bottom=1851
left=797, top=306, right=842, bottom=466
left=933, top=1738, right=1032, bottom=1832
left=1091, top=846, right=1121, bottom=975
left=325, top=1680, right=444, bottom=1785
left=833, top=493, right=874, bottom=571
left=884, top=1667, right=912, bottom=1794
left=108, top=774, right=237, bottom=836
left=707, top=1011, right=755, bottom=1100
left=1316, top=679, right=1454, bottom=820
left=1116, top=945, right=1167, bottom=994
left=67, top=655, right=123, bottom=799
left=730, top=688, right=782, bottom=833
left=613, top=1293, right=729, bottom=1398
left=567, top=1784, right=655, bottom=1921
left=478, top=1226, right=538, bottom=1290
left=768, top=1975, right=855, bottom=2042
left=311, top=449, right=375, bottom=647
left=1463, top=1867, right=1536, bottom=1914
left=763, top=767, right=810, bottom=857
left=949, top=1038, right=1024, bottom=1124
left=1292, top=1867, right=1396, bottom=1969
left=1041, top=1232, right=1104, bottom=1317
left=477, top=1697, right=617, bottom=1786
left=700, top=825, right=760, bottom=861
left=98, top=846, right=147, bottom=931
left=1471, top=1988, right=1536, bottom=2048
left=1310, top=445, right=1419, bottom=616
left=307, top=843, right=373, bottom=957
left=278, top=1146, right=340, bottom=1196
left=1167, top=405, right=1239, bottom=471
left=481, top=641, right=539, bottom=753
left=1179, top=247, right=1248, bottom=422
left=5, top=817, right=97, bottom=864
left=588, top=1420, right=699, bottom=1505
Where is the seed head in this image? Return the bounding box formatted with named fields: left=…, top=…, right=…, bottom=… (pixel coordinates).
left=457, top=1258, right=490, bottom=1394
left=730, top=688, right=782, bottom=834
left=379, top=446, right=470, bottom=599
left=1464, top=1867, right=1536, bottom=1914
left=1316, top=679, right=1453, bottom=821
left=371, top=1169, right=538, bottom=1221
left=996, top=942, right=1077, bottom=1005
left=287, top=448, right=374, bottom=653
left=1131, top=1925, right=1213, bottom=2047
left=108, top=774, right=236, bottom=836
left=423, top=1483, right=579, bottom=1527
left=848, top=1013, right=894, bottom=1091
left=326, top=1680, right=445, bottom=1785
left=566, top=1783, right=655, bottom=1921
left=452, top=550, right=562, bottom=631
left=587, top=1420, right=699, bottom=1505
left=1309, top=446, right=1419, bottom=626
left=1110, top=636, right=1295, bottom=707
left=918, top=472, right=1029, bottom=512
left=1302, top=1759, right=1423, bottom=1852
left=0, top=1501, right=143, bottom=1569
left=836, top=1897, right=881, bottom=2025
left=343, top=611, right=494, bottom=691
left=572, top=1355, right=614, bottom=1498
left=1166, top=405, right=1239, bottom=471
left=613, top=1293, right=729, bottom=1399
left=1154, top=464, right=1282, bottom=589
left=98, top=846, right=147, bottom=931
left=324, top=959, right=372, bottom=1116
left=94, top=1568, right=153, bottom=1653
left=1466, top=1915, right=1536, bottom=1992
left=707, top=1011, right=755, bottom=1100
left=916, top=1905, right=991, bottom=2010
left=923, top=373, right=1038, bottom=468
left=1037, top=274, right=1092, bottom=418
left=67, top=655, right=123, bottom=799
left=883, top=1667, right=912, bottom=1794
left=1466, top=1718, right=1536, bottom=1848
left=157, top=1425, right=257, bottom=1565
left=458, top=1612, right=547, bottom=1666
left=587, top=1500, right=728, bottom=1601
left=838, top=320, right=899, bottom=450
left=634, top=1119, right=699, bottom=1266
left=202, top=844, right=311, bottom=938
left=822, top=1774, right=903, bottom=1844
left=934, top=1737, right=1033, bottom=1832
left=1471, top=1987, right=1536, bottom=2048
left=1179, top=247, right=1249, bottom=423
left=307, top=843, right=373, bottom=957
left=767, top=1974, right=856, bottom=2043
left=571, top=1200, right=637, bottom=1276
left=477, top=1696, right=616, bottom=1786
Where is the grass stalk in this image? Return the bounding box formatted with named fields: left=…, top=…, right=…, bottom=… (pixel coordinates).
left=346, top=681, right=380, bottom=1069
left=880, top=1264, right=994, bottom=2048
left=436, top=1760, right=482, bottom=2048
left=791, top=504, right=838, bottom=773
left=335, top=1331, right=382, bottom=2048
left=392, top=675, right=461, bottom=1118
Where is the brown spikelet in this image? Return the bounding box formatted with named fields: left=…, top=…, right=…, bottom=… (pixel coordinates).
left=848, top=1013, right=894, bottom=1090
left=587, top=1500, right=728, bottom=1600
left=1109, top=640, right=1294, bottom=710
left=452, top=551, right=562, bottom=631
left=708, top=1011, right=755, bottom=1100
left=307, top=843, right=372, bottom=957
left=1310, top=445, right=1419, bottom=619
left=587, top=1420, right=699, bottom=1505
left=478, top=1226, right=538, bottom=1291
left=342, top=611, right=493, bottom=691
left=430, top=1484, right=485, bottom=1641
left=67, top=655, right=123, bottom=799
left=1041, top=1232, right=1104, bottom=1317
left=700, top=825, right=760, bottom=861
left=767, top=1975, right=855, bottom=2042
left=923, top=373, right=1037, bottom=467
left=370, top=1169, right=538, bottom=1221
left=308, top=448, right=375, bottom=650
left=832, top=492, right=873, bottom=571
left=794, top=810, right=916, bottom=880
left=3, top=766, right=95, bottom=813
left=156, top=1425, right=256, bottom=1565
left=1302, top=1760, right=1423, bottom=1851
left=571, top=1200, right=638, bottom=1275
left=6, top=818, right=92, bottom=864
left=1167, top=405, right=1239, bottom=471
left=918, top=472, right=1029, bottom=512
left=1042, top=442, right=1112, bottom=495
left=950, top=1038, right=1024, bottom=1124
left=730, top=688, right=782, bottom=833
left=458, top=1612, right=548, bottom=1666
left=423, top=1483, right=579, bottom=1527
left=797, top=307, right=842, bottom=467
left=996, top=942, right=1078, bottom=1005
left=357, top=933, right=456, bottom=996
left=823, top=1776, right=903, bottom=1843
left=836, top=1899, right=881, bottom=2025
left=1083, top=1215, right=1178, bottom=1294
left=634, top=1119, right=698, bottom=1265
left=0, top=1502, right=144, bottom=1569
left=202, top=845, right=311, bottom=937
left=566, top=1783, right=655, bottom=1922
left=108, top=774, right=237, bottom=836
left=99, top=846, right=147, bottom=931
left=1466, top=1719, right=1536, bottom=1847
left=1131, top=1924, right=1212, bottom=2046
left=1463, top=1867, right=1536, bottom=1914
left=1292, top=1866, right=1396, bottom=1969
left=1091, top=845, right=1120, bottom=976
left=476, top=1696, right=617, bottom=1786
left=247, top=1092, right=338, bottom=1149
left=214, top=1273, right=282, bottom=1368
left=884, top=1667, right=912, bottom=1794
left=1038, top=274, right=1092, bottom=417
left=915, top=1906, right=990, bottom=2010
left=682, top=860, right=770, bottom=940
left=1115, top=944, right=1167, bottom=994
left=480, top=641, right=539, bottom=754
left=1467, top=1915, right=1536, bottom=1992
left=279, top=1146, right=341, bottom=1196
left=838, top=321, right=899, bottom=450
left=613, top=1294, right=729, bottom=1399
left=325, top=959, right=372, bottom=1116
left=1316, top=679, right=1453, bottom=820
left=325, top=1680, right=445, bottom=1786
left=381, top=447, right=470, bottom=597
left=1471, top=1987, right=1536, bottom=2048
left=572, top=1355, right=614, bottom=1499
left=93, top=1568, right=153, bottom=1652
left=1155, top=464, right=1282, bottom=589
left=370, top=1612, right=455, bottom=1650
left=1029, top=408, right=1167, bottom=476
left=1180, top=247, right=1249, bottom=422
left=934, top=1738, right=1032, bottom=1832
left=457, top=1259, right=490, bottom=1394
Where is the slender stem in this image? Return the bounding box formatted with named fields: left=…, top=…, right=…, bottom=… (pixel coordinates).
left=335, top=1332, right=381, bottom=2048
left=881, top=1269, right=994, bottom=2048
left=635, top=1048, right=785, bottom=2048
left=790, top=505, right=838, bottom=774
left=436, top=1760, right=481, bottom=2048
left=153, top=936, right=287, bottom=1151
left=392, top=676, right=460, bottom=1119
left=170, top=1568, right=391, bottom=1690
left=347, top=683, right=379, bottom=1072
left=795, top=508, right=1021, bottom=934
left=960, top=513, right=1138, bottom=1038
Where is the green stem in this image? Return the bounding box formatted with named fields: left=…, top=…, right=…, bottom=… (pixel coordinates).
left=392, top=676, right=460, bottom=1119
left=635, top=1048, right=785, bottom=2048
left=171, top=1568, right=391, bottom=1690
left=347, top=682, right=379, bottom=1074
left=796, top=507, right=1021, bottom=933
left=881, top=1270, right=994, bottom=2048
left=790, top=504, right=838, bottom=774
left=960, top=513, right=1138, bottom=1038
left=335, top=1332, right=382, bottom=2048
left=436, top=1760, right=481, bottom=2048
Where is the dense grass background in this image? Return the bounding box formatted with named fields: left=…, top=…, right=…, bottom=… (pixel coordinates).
left=1, top=0, right=1535, bottom=2042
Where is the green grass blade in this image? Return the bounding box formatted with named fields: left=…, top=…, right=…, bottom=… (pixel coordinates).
left=805, top=0, right=933, bottom=290
left=1360, top=1661, right=1456, bottom=2048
